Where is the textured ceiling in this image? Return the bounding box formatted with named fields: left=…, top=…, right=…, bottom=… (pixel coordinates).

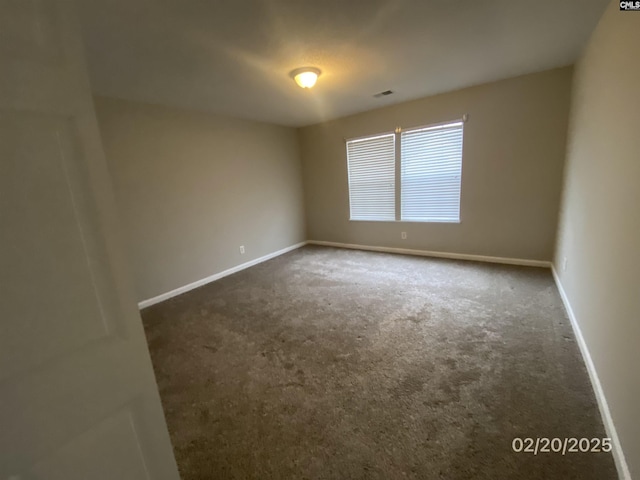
left=79, top=0, right=608, bottom=127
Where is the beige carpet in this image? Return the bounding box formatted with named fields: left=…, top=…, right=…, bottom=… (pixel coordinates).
left=142, top=246, right=617, bottom=479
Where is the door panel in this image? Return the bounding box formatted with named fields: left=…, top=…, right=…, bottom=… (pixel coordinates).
left=0, top=0, right=62, bottom=61
left=29, top=410, right=150, bottom=480
left=1, top=113, right=113, bottom=381
left=0, top=1, right=180, bottom=478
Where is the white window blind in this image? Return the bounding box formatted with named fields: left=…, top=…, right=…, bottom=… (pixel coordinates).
left=401, top=122, right=463, bottom=223
left=347, top=133, right=396, bottom=221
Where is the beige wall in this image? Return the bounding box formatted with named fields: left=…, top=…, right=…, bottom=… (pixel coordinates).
left=299, top=67, right=573, bottom=261
left=94, top=96, right=306, bottom=302
left=555, top=2, right=640, bottom=477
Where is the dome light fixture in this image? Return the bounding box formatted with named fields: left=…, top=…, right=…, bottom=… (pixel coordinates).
left=290, top=67, right=321, bottom=89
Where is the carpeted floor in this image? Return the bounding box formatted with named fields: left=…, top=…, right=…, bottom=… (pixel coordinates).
left=142, top=246, right=617, bottom=479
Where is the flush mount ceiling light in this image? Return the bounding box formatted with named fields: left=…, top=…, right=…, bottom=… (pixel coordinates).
left=290, top=67, right=321, bottom=89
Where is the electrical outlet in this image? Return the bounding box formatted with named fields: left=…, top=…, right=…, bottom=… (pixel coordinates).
left=239, top=245, right=245, bottom=254
left=562, top=257, right=568, bottom=272
left=401, top=232, right=407, bottom=240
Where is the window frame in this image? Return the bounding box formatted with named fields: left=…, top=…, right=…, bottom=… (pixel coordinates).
left=399, top=121, right=464, bottom=224
left=345, top=119, right=465, bottom=224
left=346, top=132, right=397, bottom=222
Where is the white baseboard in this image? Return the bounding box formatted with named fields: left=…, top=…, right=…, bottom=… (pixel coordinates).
left=138, top=239, right=547, bottom=309
left=308, top=240, right=551, bottom=268
left=137, top=241, right=307, bottom=309
left=137, top=238, right=627, bottom=475
left=551, top=267, right=631, bottom=480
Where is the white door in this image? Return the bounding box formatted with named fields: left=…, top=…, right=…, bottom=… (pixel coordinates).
left=0, top=1, right=180, bottom=479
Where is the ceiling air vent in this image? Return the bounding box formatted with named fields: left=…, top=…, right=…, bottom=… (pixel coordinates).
left=373, top=90, right=394, bottom=98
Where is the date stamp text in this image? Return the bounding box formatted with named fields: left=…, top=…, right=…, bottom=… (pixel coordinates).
left=512, top=437, right=612, bottom=455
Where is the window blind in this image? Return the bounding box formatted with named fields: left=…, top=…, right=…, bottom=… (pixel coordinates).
left=400, top=122, right=463, bottom=222
left=347, top=133, right=396, bottom=221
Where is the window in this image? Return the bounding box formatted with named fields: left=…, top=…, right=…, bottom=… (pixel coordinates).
left=401, top=122, right=463, bottom=222
left=346, top=133, right=396, bottom=221
left=346, top=120, right=464, bottom=223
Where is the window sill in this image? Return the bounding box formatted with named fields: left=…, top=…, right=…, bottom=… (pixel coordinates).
left=349, top=219, right=461, bottom=224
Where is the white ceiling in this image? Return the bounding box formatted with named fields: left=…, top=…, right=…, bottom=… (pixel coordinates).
left=79, top=0, right=608, bottom=127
